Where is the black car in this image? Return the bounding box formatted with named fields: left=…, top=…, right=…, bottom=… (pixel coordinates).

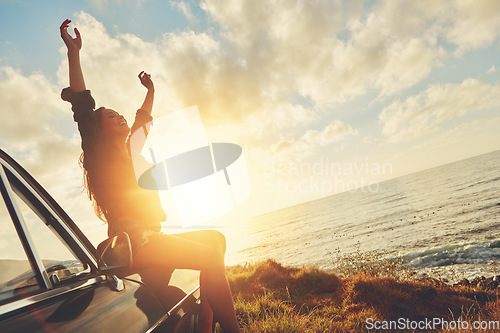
left=0, top=149, right=201, bottom=332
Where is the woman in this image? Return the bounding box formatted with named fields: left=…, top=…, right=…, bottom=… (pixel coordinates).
left=59, top=19, right=241, bottom=333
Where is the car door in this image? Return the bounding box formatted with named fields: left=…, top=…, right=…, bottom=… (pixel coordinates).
left=0, top=150, right=165, bottom=332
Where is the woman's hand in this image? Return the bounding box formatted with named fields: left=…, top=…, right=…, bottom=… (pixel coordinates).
left=60, top=19, right=82, bottom=52
left=138, top=71, right=155, bottom=114
left=138, top=71, right=154, bottom=91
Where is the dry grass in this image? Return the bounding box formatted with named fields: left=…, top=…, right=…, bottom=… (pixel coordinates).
left=219, top=257, right=500, bottom=332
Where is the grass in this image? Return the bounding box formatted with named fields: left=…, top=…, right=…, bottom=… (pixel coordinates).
left=218, top=255, right=500, bottom=332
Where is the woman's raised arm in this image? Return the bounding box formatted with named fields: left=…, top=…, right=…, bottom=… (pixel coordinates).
left=60, top=19, right=86, bottom=92
left=138, top=71, right=155, bottom=115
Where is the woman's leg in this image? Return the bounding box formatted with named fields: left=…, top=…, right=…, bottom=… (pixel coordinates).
left=169, top=230, right=224, bottom=332
left=198, top=271, right=214, bottom=332
left=133, top=230, right=241, bottom=333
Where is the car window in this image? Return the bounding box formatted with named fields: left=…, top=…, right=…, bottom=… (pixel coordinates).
left=12, top=190, right=91, bottom=285
left=0, top=192, right=38, bottom=303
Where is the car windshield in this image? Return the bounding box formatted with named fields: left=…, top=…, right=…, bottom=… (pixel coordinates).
left=0, top=190, right=38, bottom=302
left=11, top=187, right=90, bottom=284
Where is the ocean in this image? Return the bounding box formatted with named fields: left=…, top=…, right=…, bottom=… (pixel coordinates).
left=222, top=150, right=500, bottom=282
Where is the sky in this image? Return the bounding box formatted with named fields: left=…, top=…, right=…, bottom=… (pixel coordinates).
left=0, top=0, right=499, bottom=242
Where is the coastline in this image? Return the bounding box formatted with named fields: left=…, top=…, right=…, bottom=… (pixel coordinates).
left=223, top=150, right=500, bottom=287
left=223, top=259, right=500, bottom=332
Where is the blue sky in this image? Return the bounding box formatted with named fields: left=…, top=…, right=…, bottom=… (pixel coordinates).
left=0, top=0, right=199, bottom=77
left=1, top=0, right=499, bottom=239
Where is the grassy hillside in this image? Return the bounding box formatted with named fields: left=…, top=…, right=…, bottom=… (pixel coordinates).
left=220, top=259, right=500, bottom=332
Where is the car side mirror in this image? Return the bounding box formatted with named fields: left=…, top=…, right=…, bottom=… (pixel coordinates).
left=96, top=232, right=132, bottom=277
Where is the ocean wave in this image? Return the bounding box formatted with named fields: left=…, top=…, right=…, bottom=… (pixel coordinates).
left=403, top=240, right=500, bottom=268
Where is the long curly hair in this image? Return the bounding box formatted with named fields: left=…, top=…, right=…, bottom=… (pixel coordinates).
left=79, top=107, right=108, bottom=222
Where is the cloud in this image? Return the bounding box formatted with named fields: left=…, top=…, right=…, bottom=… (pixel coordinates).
left=57, top=13, right=162, bottom=116
left=272, top=120, right=357, bottom=161
left=170, top=1, right=197, bottom=23
left=199, top=0, right=500, bottom=108
left=303, top=120, right=358, bottom=146
left=58, top=2, right=500, bottom=150
left=0, top=65, right=90, bottom=224
left=388, top=116, right=500, bottom=177
left=200, top=0, right=447, bottom=104
left=200, top=0, right=357, bottom=105
left=0, top=67, right=63, bottom=143
left=89, top=0, right=148, bottom=11
left=0, top=66, right=81, bottom=175
left=59, top=12, right=266, bottom=127
left=379, top=79, right=500, bottom=142
left=56, top=10, right=318, bottom=159
left=47, top=8, right=500, bottom=197
left=443, top=0, right=500, bottom=52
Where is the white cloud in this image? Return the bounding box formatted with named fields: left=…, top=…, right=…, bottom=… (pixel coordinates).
left=379, top=79, right=500, bottom=142
left=0, top=65, right=94, bottom=227
left=57, top=2, right=500, bottom=153
left=0, top=67, right=63, bottom=143
left=200, top=0, right=356, bottom=105
left=170, top=1, right=197, bottom=23
left=388, top=117, right=500, bottom=177
left=272, top=120, right=357, bottom=161
left=303, top=121, right=358, bottom=146
left=0, top=66, right=82, bottom=177
left=61, top=12, right=267, bottom=127
left=89, top=0, right=148, bottom=11
left=488, top=65, right=497, bottom=74
left=443, top=0, right=500, bottom=53
left=198, top=0, right=500, bottom=108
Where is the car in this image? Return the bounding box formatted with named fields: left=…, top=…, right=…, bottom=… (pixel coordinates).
left=0, top=148, right=201, bottom=332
